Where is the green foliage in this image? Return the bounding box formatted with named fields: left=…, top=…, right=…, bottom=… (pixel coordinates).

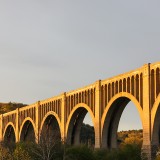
left=80, top=124, right=95, bottom=145
left=156, top=147, right=160, bottom=160
left=0, top=141, right=143, bottom=160
left=66, top=145, right=94, bottom=160
left=10, top=142, right=31, bottom=160
left=94, top=144, right=141, bottom=160
left=118, top=129, right=143, bottom=147
left=94, top=149, right=109, bottom=160
left=0, top=102, right=27, bottom=114
left=0, top=143, right=12, bottom=160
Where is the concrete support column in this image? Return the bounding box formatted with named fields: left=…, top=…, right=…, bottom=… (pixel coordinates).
left=16, top=108, right=19, bottom=142
left=142, top=64, right=157, bottom=160
left=35, top=101, right=40, bottom=143
left=61, top=92, right=66, bottom=143
left=95, top=80, right=101, bottom=148
left=0, top=114, right=3, bottom=141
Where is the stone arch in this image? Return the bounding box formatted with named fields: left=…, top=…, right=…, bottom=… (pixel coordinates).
left=151, top=93, right=160, bottom=145
left=19, top=117, right=36, bottom=142
left=101, top=92, right=143, bottom=149
left=3, top=122, right=16, bottom=143
left=39, top=111, right=61, bottom=139
left=66, top=103, right=95, bottom=145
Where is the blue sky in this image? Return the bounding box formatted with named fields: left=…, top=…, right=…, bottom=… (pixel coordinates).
left=0, top=0, right=160, bottom=130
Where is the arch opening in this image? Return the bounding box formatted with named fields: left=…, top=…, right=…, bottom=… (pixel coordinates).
left=4, top=125, right=16, bottom=144
left=40, top=115, right=61, bottom=144
left=20, top=120, right=35, bottom=142
left=102, top=97, right=143, bottom=149
left=67, top=107, right=95, bottom=146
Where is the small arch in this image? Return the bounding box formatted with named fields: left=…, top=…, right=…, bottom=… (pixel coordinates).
left=3, top=122, right=16, bottom=143
left=127, top=77, right=130, bottom=93
left=136, top=74, right=139, bottom=101
left=156, top=68, right=160, bottom=97
left=19, top=117, right=36, bottom=142
left=79, top=93, right=81, bottom=103
left=151, top=69, right=155, bottom=106
left=131, top=76, right=134, bottom=95
left=112, top=82, right=114, bottom=97
left=66, top=103, right=95, bottom=145
left=119, top=80, right=122, bottom=92
left=115, top=81, right=118, bottom=94
left=108, top=83, right=111, bottom=101
left=101, top=92, right=143, bottom=149
left=76, top=93, right=79, bottom=104
left=123, top=78, right=126, bottom=92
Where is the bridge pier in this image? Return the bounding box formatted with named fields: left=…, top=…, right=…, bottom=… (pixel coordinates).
left=16, top=108, right=19, bottom=142
left=61, top=93, right=67, bottom=143
left=95, top=80, right=102, bottom=148
left=141, top=64, right=157, bottom=160
left=35, top=101, right=40, bottom=143
left=142, top=144, right=158, bottom=160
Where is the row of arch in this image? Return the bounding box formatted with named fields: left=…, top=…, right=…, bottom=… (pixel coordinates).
left=3, top=92, right=160, bottom=150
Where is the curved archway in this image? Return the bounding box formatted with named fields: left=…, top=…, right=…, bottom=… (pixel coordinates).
left=66, top=103, right=95, bottom=145
left=151, top=94, right=160, bottom=145
left=3, top=122, right=16, bottom=144
left=101, top=92, right=143, bottom=149
left=39, top=112, right=61, bottom=143
left=19, top=118, right=36, bottom=142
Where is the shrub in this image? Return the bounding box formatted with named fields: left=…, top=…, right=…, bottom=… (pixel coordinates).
left=66, top=145, right=94, bottom=160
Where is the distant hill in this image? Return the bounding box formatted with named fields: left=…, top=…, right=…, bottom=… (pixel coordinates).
left=117, top=129, right=143, bottom=147
left=80, top=123, right=143, bottom=146
left=80, top=123, right=95, bottom=145
left=0, top=102, right=27, bottom=114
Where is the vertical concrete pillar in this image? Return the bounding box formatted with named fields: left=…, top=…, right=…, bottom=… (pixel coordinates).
left=0, top=114, right=3, bottom=141
left=16, top=108, right=19, bottom=142
left=142, top=64, right=157, bottom=160
left=35, top=101, right=40, bottom=143
left=95, top=80, right=101, bottom=148
left=61, top=92, right=66, bottom=143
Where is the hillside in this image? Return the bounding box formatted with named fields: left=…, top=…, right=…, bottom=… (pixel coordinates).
left=80, top=123, right=143, bottom=146
left=0, top=102, right=27, bottom=114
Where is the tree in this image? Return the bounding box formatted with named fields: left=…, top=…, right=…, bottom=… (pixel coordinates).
left=13, top=143, right=31, bottom=160
left=29, top=128, right=61, bottom=160
left=0, top=142, right=12, bottom=160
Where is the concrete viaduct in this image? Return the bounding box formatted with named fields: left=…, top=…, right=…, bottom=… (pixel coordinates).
left=0, top=62, right=160, bottom=159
